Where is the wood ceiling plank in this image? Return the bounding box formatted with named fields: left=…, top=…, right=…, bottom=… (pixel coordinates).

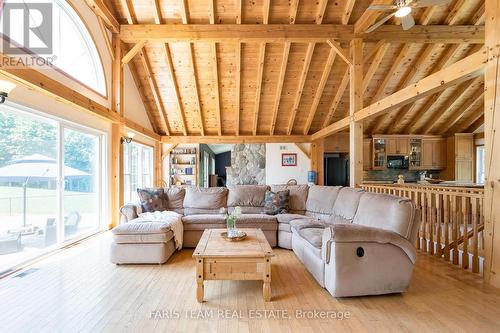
left=354, top=0, right=394, bottom=33
left=234, top=0, right=242, bottom=135
left=362, top=42, right=389, bottom=92
left=465, top=113, right=484, bottom=133
left=441, top=87, right=485, bottom=135
left=322, top=68, right=349, bottom=128
left=208, top=0, right=222, bottom=136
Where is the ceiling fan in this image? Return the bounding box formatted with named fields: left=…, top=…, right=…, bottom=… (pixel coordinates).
left=365, top=0, right=450, bottom=33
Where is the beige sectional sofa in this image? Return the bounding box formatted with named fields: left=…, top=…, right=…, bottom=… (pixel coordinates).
left=115, top=184, right=420, bottom=297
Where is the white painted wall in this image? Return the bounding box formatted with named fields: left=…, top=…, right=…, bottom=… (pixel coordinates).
left=265, top=143, right=311, bottom=185
left=123, top=64, right=153, bottom=131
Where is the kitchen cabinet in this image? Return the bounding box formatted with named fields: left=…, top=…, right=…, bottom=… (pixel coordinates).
left=422, top=138, right=446, bottom=169
left=386, top=137, right=409, bottom=155
left=441, top=134, right=474, bottom=182
left=363, top=139, right=372, bottom=170
left=373, top=138, right=386, bottom=170
left=409, top=138, right=422, bottom=168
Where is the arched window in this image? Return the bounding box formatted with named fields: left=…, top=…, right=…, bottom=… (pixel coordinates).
left=0, top=0, right=107, bottom=95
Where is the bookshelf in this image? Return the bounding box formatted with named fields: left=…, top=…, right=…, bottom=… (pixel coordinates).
left=169, top=147, right=198, bottom=186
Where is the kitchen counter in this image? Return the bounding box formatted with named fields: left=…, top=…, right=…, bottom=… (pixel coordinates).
left=362, top=181, right=484, bottom=189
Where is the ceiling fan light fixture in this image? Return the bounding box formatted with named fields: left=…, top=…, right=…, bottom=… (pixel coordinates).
left=395, top=6, right=412, bottom=17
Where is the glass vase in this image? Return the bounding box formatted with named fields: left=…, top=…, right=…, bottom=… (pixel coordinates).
left=226, top=216, right=237, bottom=237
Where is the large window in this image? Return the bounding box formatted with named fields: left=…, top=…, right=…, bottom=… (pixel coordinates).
left=0, top=103, right=104, bottom=274
left=123, top=142, right=154, bottom=203
left=0, top=0, right=107, bottom=95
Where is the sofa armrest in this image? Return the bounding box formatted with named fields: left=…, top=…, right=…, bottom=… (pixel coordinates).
left=321, top=223, right=416, bottom=264
left=119, top=203, right=142, bottom=224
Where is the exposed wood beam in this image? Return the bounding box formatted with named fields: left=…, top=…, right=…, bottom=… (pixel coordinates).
left=121, top=0, right=168, bottom=135
left=85, top=0, right=119, bottom=33
left=441, top=88, right=485, bottom=135
left=322, top=41, right=382, bottom=128
left=327, top=39, right=352, bottom=66
left=270, top=0, right=299, bottom=135
left=178, top=0, right=204, bottom=136
left=354, top=0, right=394, bottom=33
left=119, top=25, right=484, bottom=44
left=453, top=103, right=484, bottom=133
left=0, top=53, right=119, bottom=122
left=303, top=47, right=336, bottom=135
left=342, top=0, right=356, bottom=25
left=349, top=38, right=364, bottom=187
left=472, top=3, right=486, bottom=25
left=112, top=34, right=123, bottom=116
left=161, top=135, right=312, bottom=144
left=139, top=49, right=170, bottom=135
left=287, top=1, right=327, bottom=135
left=363, top=42, right=389, bottom=92
left=208, top=0, right=222, bottom=136
left=445, top=0, right=467, bottom=25
left=235, top=0, right=242, bottom=135
left=163, top=44, right=188, bottom=136
left=252, top=0, right=270, bottom=136
left=322, top=68, right=349, bottom=128
left=121, top=41, right=146, bottom=64
left=287, top=43, right=315, bottom=135
left=162, top=144, right=178, bottom=161
left=313, top=50, right=486, bottom=140
left=424, top=77, right=483, bottom=134
left=465, top=113, right=484, bottom=133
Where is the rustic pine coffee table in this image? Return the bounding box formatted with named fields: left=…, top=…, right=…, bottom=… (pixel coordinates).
left=193, top=228, right=274, bottom=302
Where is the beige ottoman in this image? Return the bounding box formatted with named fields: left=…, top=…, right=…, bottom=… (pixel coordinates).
left=110, top=221, right=177, bottom=264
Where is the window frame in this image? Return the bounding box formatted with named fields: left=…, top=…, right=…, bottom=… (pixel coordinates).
left=123, top=140, right=154, bottom=203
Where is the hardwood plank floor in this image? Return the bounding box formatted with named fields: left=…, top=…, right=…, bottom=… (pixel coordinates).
left=1, top=232, right=500, bottom=333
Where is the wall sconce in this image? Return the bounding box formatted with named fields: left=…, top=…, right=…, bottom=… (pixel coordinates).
left=120, top=131, right=136, bottom=144
left=0, top=80, right=16, bottom=103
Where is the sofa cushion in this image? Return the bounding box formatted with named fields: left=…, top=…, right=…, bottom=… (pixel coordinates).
left=227, top=185, right=269, bottom=207
left=298, top=227, right=324, bottom=249
left=332, top=187, right=364, bottom=221
left=264, top=190, right=290, bottom=215
left=275, top=213, right=306, bottom=224
left=290, top=218, right=326, bottom=232
left=305, top=185, right=342, bottom=215
left=182, top=214, right=225, bottom=224
left=137, top=188, right=166, bottom=213
left=183, top=187, right=228, bottom=215
left=353, top=192, right=417, bottom=240
left=229, top=206, right=263, bottom=214
left=236, top=214, right=277, bottom=224
left=163, top=187, right=185, bottom=210
left=112, top=221, right=174, bottom=243
left=326, top=214, right=352, bottom=225
left=270, top=184, right=309, bottom=213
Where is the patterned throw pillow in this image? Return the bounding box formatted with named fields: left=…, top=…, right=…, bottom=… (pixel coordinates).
left=137, top=188, right=166, bottom=213
left=264, top=190, right=290, bottom=215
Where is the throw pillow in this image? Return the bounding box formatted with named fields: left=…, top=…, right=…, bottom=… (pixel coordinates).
left=137, top=188, right=166, bottom=213
left=264, top=190, right=290, bottom=215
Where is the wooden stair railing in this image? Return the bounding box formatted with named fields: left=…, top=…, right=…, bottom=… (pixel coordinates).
left=361, top=184, right=485, bottom=274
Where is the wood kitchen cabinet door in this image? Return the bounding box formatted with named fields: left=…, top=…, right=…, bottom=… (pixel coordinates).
left=422, top=140, right=434, bottom=168
left=397, top=138, right=409, bottom=155
left=386, top=138, right=397, bottom=155
left=363, top=139, right=372, bottom=170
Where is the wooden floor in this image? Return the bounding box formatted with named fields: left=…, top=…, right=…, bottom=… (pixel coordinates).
left=2, top=233, right=500, bottom=333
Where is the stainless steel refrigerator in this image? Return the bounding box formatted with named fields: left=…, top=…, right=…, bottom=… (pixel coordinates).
left=324, top=153, right=349, bottom=186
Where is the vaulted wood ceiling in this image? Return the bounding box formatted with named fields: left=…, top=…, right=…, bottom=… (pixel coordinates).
left=106, top=0, right=485, bottom=138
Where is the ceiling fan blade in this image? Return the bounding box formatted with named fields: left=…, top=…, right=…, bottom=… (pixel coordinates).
left=368, top=4, right=398, bottom=10
left=401, top=13, right=415, bottom=30
left=411, top=0, right=450, bottom=8
left=365, top=13, right=396, bottom=33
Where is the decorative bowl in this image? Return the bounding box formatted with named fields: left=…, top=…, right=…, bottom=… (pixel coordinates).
left=221, top=230, right=247, bottom=241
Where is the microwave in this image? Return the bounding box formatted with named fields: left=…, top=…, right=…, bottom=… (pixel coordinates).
left=387, top=155, right=409, bottom=169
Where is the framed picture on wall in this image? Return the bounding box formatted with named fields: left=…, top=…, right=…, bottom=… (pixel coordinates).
left=281, top=153, right=297, bottom=166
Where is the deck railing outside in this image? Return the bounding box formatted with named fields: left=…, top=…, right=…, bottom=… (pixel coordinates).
left=361, top=184, right=484, bottom=274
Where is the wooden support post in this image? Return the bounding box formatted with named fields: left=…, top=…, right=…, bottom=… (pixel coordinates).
left=112, top=34, right=123, bottom=116
left=483, top=0, right=500, bottom=287
left=155, top=141, right=163, bottom=187
left=349, top=38, right=363, bottom=188
left=111, top=123, right=124, bottom=228
left=310, top=140, right=324, bottom=185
